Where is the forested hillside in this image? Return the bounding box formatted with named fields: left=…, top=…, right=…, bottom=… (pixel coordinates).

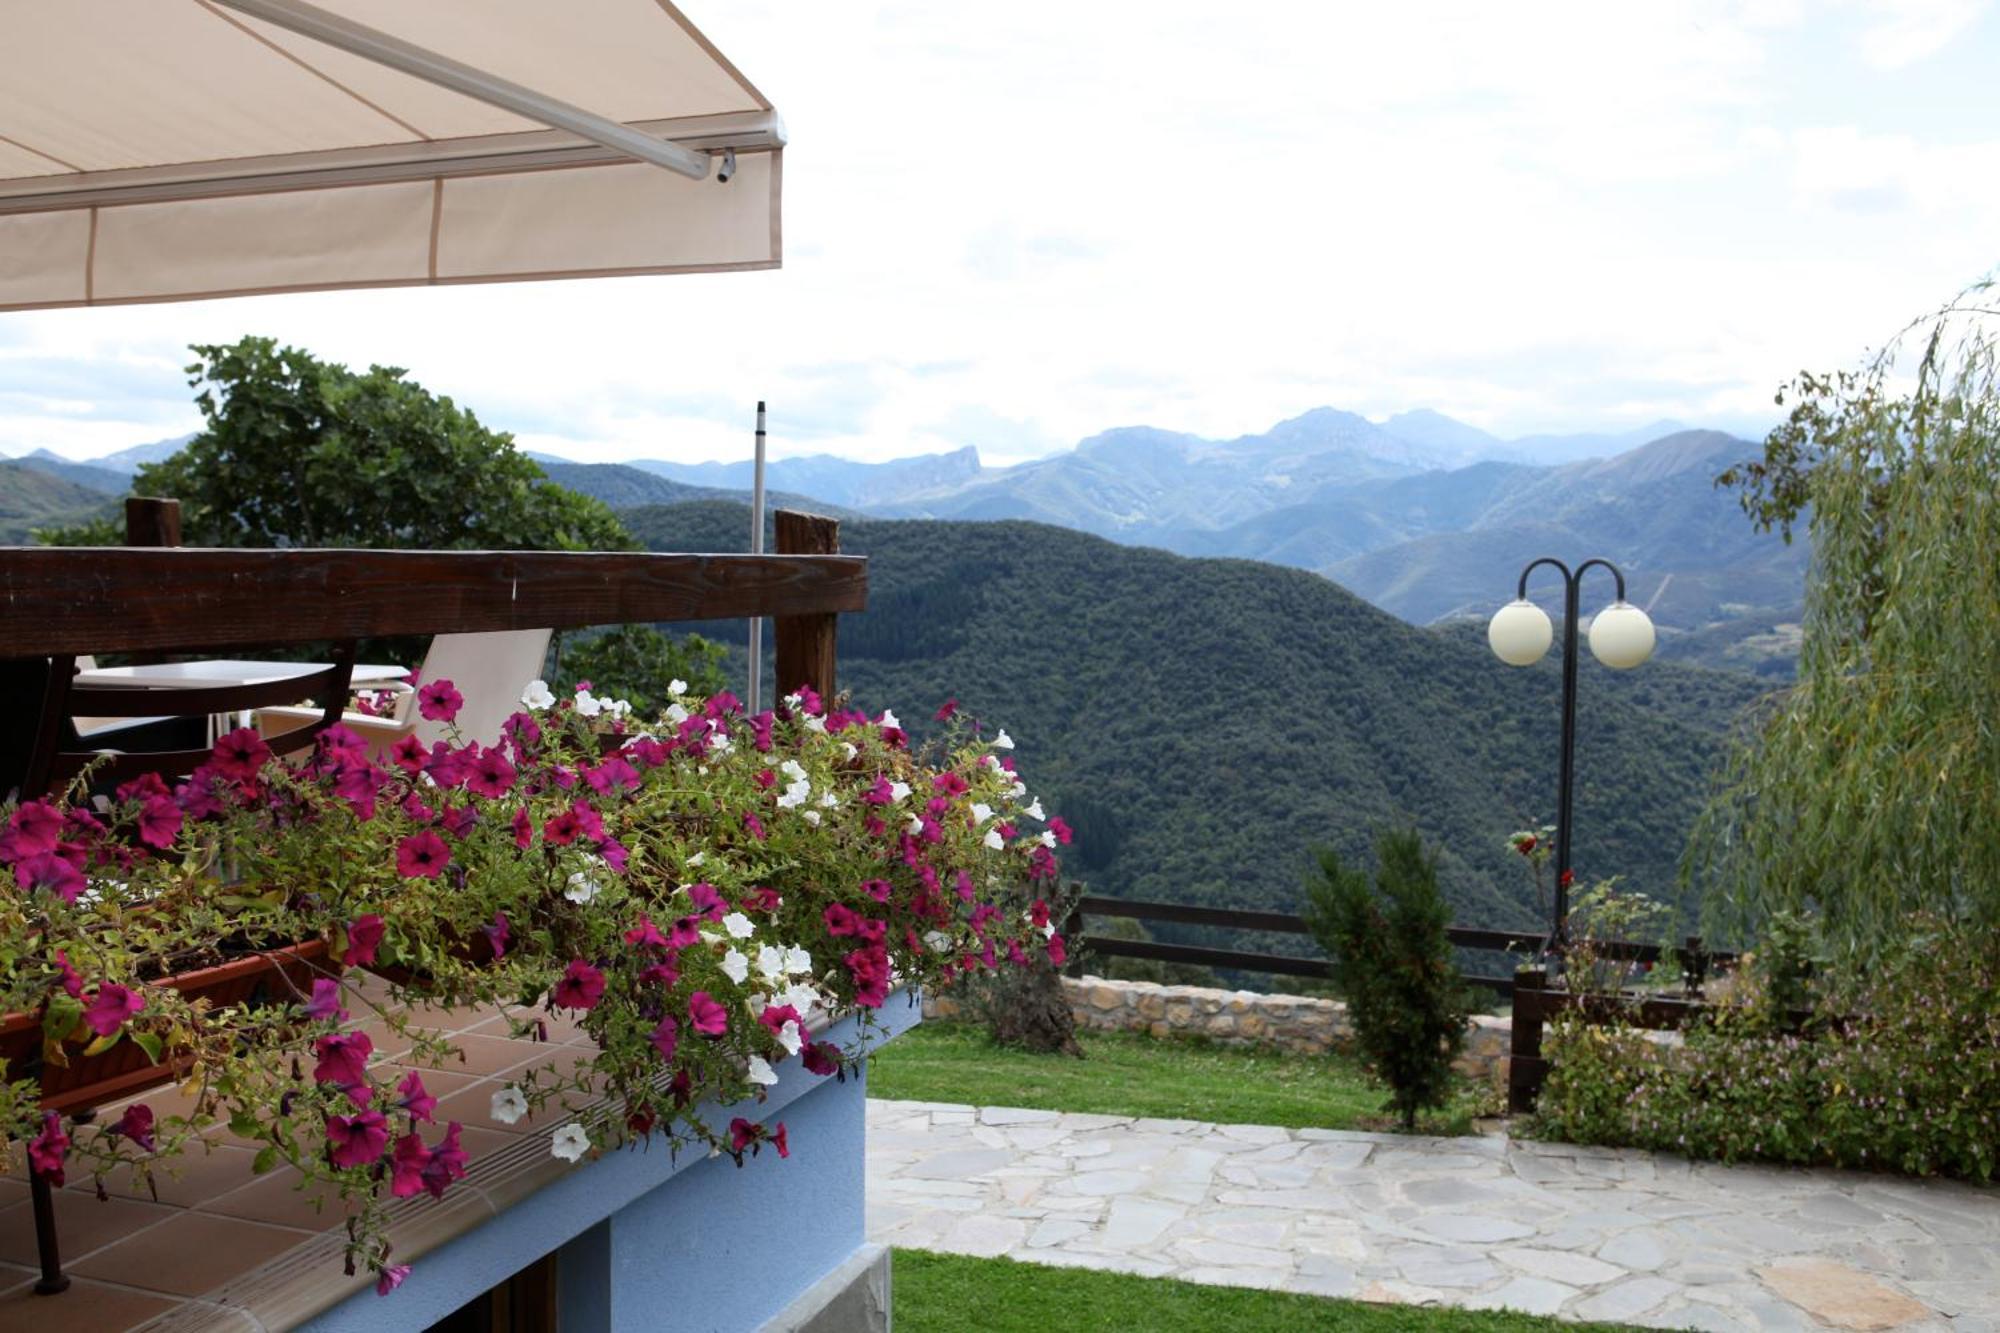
left=621, top=502, right=1767, bottom=932
left=0, top=460, right=117, bottom=542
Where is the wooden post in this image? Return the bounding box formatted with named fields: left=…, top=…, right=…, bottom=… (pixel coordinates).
left=1508, top=966, right=1549, bottom=1115
left=124, top=496, right=182, bottom=548
left=1681, top=934, right=1707, bottom=999
left=772, top=510, right=840, bottom=701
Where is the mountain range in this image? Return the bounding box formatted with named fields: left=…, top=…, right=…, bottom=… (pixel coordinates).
left=618, top=501, right=1769, bottom=938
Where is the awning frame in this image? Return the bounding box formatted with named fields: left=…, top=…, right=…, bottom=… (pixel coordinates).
left=209, top=0, right=717, bottom=180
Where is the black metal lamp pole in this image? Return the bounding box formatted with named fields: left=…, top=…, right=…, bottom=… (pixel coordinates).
left=1513, top=556, right=1628, bottom=951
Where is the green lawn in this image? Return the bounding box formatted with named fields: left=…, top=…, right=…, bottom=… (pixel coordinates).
left=894, top=1250, right=1628, bottom=1332
left=867, top=1021, right=1491, bottom=1134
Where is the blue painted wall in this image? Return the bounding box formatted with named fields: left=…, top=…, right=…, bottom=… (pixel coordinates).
left=299, top=993, right=921, bottom=1333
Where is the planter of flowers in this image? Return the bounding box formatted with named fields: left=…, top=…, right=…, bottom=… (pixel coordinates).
left=1, top=677, right=1065, bottom=1301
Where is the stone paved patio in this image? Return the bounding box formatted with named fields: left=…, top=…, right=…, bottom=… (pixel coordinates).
left=864, top=1099, right=2000, bottom=1330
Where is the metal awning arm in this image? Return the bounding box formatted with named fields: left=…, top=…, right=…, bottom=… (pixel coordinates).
left=209, top=0, right=714, bottom=180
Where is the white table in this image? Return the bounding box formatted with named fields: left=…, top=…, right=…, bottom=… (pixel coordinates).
left=74, top=660, right=408, bottom=690
left=72, top=660, right=409, bottom=743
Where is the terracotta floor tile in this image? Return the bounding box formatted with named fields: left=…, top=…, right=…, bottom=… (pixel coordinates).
left=378, top=1063, right=486, bottom=1100
left=0, top=1275, right=182, bottom=1330
left=432, top=1033, right=551, bottom=1078
left=195, top=1169, right=355, bottom=1233
left=77, top=1144, right=261, bottom=1209
left=0, top=1191, right=178, bottom=1268
left=71, top=1211, right=312, bottom=1297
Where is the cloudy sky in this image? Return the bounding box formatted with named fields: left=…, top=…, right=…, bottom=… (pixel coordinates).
left=3, top=0, right=1997, bottom=466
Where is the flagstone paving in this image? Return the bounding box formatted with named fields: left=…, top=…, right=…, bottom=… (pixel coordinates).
left=864, top=1099, right=2000, bottom=1330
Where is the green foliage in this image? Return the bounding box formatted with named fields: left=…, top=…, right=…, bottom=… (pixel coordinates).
left=1087, top=915, right=1220, bottom=988
left=0, top=460, right=116, bottom=543
left=37, top=336, right=634, bottom=554
left=620, top=502, right=1765, bottom=942
left=868, top=1021, right=1484, bottom=1134
left=1534, top=918, right=2000, bottom=1181
left=554, top=624, right=727, bottom=717
left=1302, top=829, right=1469, bottom=1130
left=1694, top=287, right=2000, bottom=956
left=1563, top=879, right=1673, bottom=998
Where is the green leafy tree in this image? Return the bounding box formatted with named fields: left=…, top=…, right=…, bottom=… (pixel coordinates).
left=553, top=624, right=728, bottom=715
left=1303, top=828, right=1469, bottom=1129
left=39, top=336, right=634, bottom=553
left=1694, top=284, right=2000, bottom=956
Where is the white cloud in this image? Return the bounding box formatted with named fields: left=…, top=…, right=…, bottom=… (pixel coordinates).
left=1854, top=0, right=1988, bottom=66
left=0, top=1, right=1996, bottom=461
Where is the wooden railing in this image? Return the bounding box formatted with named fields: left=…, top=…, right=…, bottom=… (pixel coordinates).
left=0, top=510, right=861, bottom=795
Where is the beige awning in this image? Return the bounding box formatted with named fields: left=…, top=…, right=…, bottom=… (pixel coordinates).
left=0, top=0, right=783, bottom=312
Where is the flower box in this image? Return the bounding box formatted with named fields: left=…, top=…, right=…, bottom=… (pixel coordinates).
left=0, top=938, right=333, bottom=1115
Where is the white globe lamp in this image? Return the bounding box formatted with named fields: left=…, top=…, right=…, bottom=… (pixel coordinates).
left=1488, top=599, right=1553, bottom=666
left=1588, top=600, right=1655, bottom=669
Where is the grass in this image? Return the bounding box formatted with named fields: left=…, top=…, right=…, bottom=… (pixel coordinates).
left=867, top=1021, right=1492, bottom=1134
left=894, top=1250, right=1631, bottom=1332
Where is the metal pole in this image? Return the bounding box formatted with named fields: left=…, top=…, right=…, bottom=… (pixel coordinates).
left=746, top=402, right=767, bottom=715
left=1552, top=568, right=1581, bottom=951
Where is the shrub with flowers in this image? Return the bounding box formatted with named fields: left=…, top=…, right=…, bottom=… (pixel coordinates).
left=1535, top=916, right=2000, bottom=1181
left=0, top=679, right=1064, bottom=1290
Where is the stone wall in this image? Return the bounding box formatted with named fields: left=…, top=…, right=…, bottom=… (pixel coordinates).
left=924, top=974, right=1512, bottom=1084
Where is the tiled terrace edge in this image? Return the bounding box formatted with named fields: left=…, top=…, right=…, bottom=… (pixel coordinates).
left=143, top=993, right=923, bottom=1333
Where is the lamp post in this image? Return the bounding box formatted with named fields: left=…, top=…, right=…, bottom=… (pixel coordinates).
left=1488, top=558, right=1655, bottom=950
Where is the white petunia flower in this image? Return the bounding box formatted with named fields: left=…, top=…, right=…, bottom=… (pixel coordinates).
left=520, top=679, right=556, bottom=711
left=777, top=1020, right=803, bottom=1056
left=666, top=702, right=690, bottom=725
left=983, top=828, right=1004, bottom=851
left=1040, top=831, right=1058, bottom=849
left=803, top=810, right=822, bottom=826
left=923, top=930, right=953, bottom=952
left=780, top=759, right=808, bottom=782
left=880, top=709, right=901, bottom=730
left=992, top=729, right=1015, bottom=750
left=686, top=852, right=706, bottom=867
left=722, top=948, right=750, bottom=984
left=747, top=1056, right=778, bottom=1086
left=709, top=732, right=732, bottom=754
left=888, top=780, right=912, bottom=803
left=804, top=714, right=827, bottom=733
left=551, top=1122, right=591, bottom=1163
left=907, top=814, right=926, bottom=835
left=839, top=742, right=857, bottom=760
left=757, top=945, right=787, bottom=980
left=723, top=912, right=755, bottom=939
left=777, top=778, right=812, bottom=809
left=1009, top=781, right=1028, bottom=799
left=669, top=678, right=689, bottom=698
left=1042, top=922, right=1057, bottom=940
left=780, top=982, right=820, bottom=1014
left=970, top=802, right=994, bottom=825
left=564, top=872, right=602, bottom=904
left=784, top=945, right=812, bottom=974
left=574, top=689, right=603, bottom=718
left=1026, top=799, right=1047, bottom=820
left=819, top=790, right=839, bottom=808
left=491, top=1087, right=529, bottom=1125
left=978, top=754, right=998, bottom=768
left=783, top=692, right=803, bottom=710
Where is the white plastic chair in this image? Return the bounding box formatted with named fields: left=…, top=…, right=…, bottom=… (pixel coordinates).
left=256, top=629, right=551, bottom=760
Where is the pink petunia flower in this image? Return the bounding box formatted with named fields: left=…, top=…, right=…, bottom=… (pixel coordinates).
left=934, top=698, right=959, bottom=721
left=135, top=794, right=184, bottom=850
left=313, top=1031, right=374, bottom=1103
left=29, top=1111, right=68, bottom=1184
left=624, top=916, right=669, bottom=951
left=390, top=732, right=427, bottom=774
left=389, top=1132, right=431, bottom=1197
left=650, top=1015, right=679, bottom=1062
left=773, top=1122, right=789, bottom=1158
left=375, top=1263, right=412, bottom=1296
left=803, top=1042, right=841, bottom=1077
left=209, top=727, right=272, bottom=784
left=50, top=949, right=84, bottom=998
left=114, top=1103, right=156, bottom=1153
left=543, top=809, right=581, bottom=846
left=396, top=830, right=451, bottom=879
left=84, top=983, right=146, bottom=1037
left=551, top=960, right=605, bottom=1012
left=482, top=910, right=511, bottom=960
left=304, top=977, right=349, bottom=1024
left=689, top=991, right=729, bottom=1037
left=326, top=1108, right=390, bottom=1168
left=395, top=1070, right=437, bottom=1123
left=343, top=914, right=387, bottom=967
left=421, top=1122, right=467, bottom=1199
left=467, top=746, right=517, bottom=799
left=823, top=903, right=861, bottom=936
left=16, top=851, right=84, bottom=902
left=417, top=679, right=463, bottom=723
